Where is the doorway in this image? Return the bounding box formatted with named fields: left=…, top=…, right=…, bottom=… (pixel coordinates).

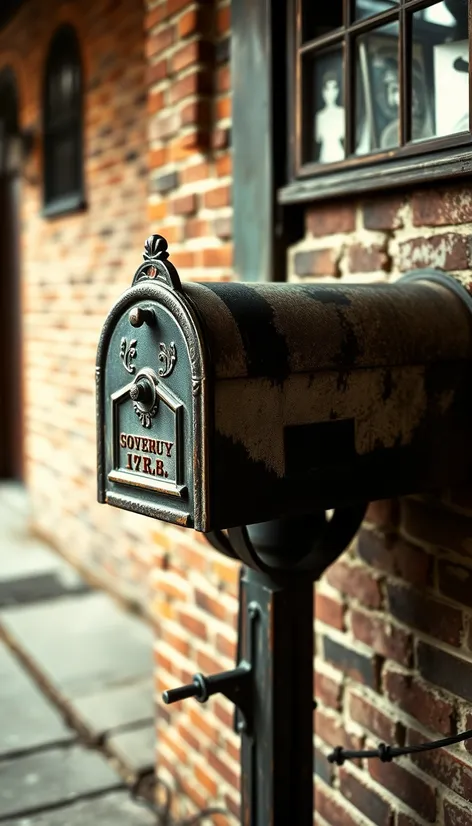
left=0, top=67, right=22, bottom=480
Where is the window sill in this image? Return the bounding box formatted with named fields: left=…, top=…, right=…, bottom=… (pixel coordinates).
left=278, top=145, right=472, bottom=205
left=42, top=192, right=86, bottom=219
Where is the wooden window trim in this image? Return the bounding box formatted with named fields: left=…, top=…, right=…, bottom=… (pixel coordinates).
left=282, top=0, right=472, bottom=203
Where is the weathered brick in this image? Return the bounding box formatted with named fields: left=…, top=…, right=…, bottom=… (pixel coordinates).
left=207, top=750, right=240, bottom=791
left=400, top=498, right=472, bottom=559
left=315, top=592, right=344, bottom=630
left=444, top=798, right=472, bottom=826
left=169, top=69, right=213, bottom=103
left=323, top=637, right=380, bottom=689
left=348, top=690, right=401, bottom=743
left=339, top=768, right=392, bottom=826
left=178, top=7, right=212, bottom=38
left=217, top=5, right=231, bottom=34
left=180, top=99, right=211, bottom=128
left=357, top=529, right=432, bottom=588
left=417, top=642, right=472, bottom=703
left=412, top=185, right=472, bottom=227
left=438, top=559, right=472, bottom=609
left=326, top=559, right=382, bottom=609
left=293, top=248, right=338, bottom=278
left=347, top=243, right=389, bottom=273
left=398, top=233, right=470, bottom=272
left=306, top=202, right=356, bottom=237
left=368, top=758, right=436, bottom=821
left=387, top=581, right=464, bottom=647
left=212, top=126, right=231, bottom=149
left=213, top=216, right=232, bottom=239
left=350, top=608, right=412, bottom=666
left=315, top=708, right=363, bottom=754
left=314, top=670, right=342, bottom=710
left=409, top=727, right=472, bottom=800
left=146, top=26, right=175, bottom=58
left=315, top=784, right=358, bottom=826
left=384, top=667, right=454, bottom=736
left=363, top=194, right=405, bottom=230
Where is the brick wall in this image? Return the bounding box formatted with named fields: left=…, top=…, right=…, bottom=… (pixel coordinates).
left=293, top=187, right=472, bottom=826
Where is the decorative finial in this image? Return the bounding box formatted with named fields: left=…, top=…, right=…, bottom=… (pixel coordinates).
left=132, top=234, right=182, bottom=291
left=143, top=234, right=169, bottom=262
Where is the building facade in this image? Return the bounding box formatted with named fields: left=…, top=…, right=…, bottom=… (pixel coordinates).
left=2, top=0, right=472, bottom=823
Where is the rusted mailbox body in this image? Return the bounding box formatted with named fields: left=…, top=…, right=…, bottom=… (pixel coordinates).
left=96, top=237, right=472, bottom=532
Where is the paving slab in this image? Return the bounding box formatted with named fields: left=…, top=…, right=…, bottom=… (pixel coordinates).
left=0, top=642, right=72, bottom=758
left=0, top=792, right=157, bottom=825
left=0, top=571, right=90, bottom=609
left=72, top=678, right=154, bottom=738
left=0, top=745, right=123, bottom=819
left=0, top=592, right=153, bottom=699
left=107, top=724, right=156, bottom=774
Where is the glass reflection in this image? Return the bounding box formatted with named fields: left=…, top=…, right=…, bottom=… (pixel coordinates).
left=356, top=23, right=400, bottom=154
left=355, top=0, right=398, bottom=21
left=304, top=47, right=345, bottom=164
left=412, top=0, right=469, bottom=140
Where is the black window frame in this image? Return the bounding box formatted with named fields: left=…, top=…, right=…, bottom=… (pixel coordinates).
left=279, top=0, right=472, bottom=205
left=42, top=23, right=85, bottom=218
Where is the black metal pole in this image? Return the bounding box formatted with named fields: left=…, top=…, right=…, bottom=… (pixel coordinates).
left=239, top=566, right=314, bottom=826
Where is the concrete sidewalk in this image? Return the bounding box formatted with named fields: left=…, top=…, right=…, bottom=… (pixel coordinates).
left=0, top=482, right=157, bottom=824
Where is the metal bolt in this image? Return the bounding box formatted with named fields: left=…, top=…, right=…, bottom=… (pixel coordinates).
left=237, top=719, right=247, bottom=734
left=129, top=306, right=155, bottom=328
left=248, top=602, right=260, bottom=620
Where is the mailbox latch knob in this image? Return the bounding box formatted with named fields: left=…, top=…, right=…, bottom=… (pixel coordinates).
left=130, top=376, right=154, bottom=405
left=129, top=306, right=155, bottom=328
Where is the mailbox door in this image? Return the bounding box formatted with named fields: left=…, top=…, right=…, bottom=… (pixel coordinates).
left=96, top=282, right=208, bottom=530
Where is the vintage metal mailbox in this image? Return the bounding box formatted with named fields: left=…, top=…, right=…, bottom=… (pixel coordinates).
left=96, top=235, right=472, bottom=533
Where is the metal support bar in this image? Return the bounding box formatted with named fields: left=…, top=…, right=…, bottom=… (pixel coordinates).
left=239, top=566, right=314, bottom=825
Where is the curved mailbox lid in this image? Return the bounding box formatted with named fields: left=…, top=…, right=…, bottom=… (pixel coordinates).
left=96, top=239, right=209, bottom=531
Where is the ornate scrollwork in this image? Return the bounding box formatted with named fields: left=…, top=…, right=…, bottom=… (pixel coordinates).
left=158, top=342, right=177, bottom=377
left=120, top=337, right=137, bottom=374
left=133, top=402, right=158, bottom=429
left=132, top=235, right=182, bottom=291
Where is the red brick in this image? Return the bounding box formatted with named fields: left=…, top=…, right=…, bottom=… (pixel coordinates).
left=178, top=7, right=212, bottom=38
left=385, top=668, right=455, bottom=736
left=147, top=58, right=168, bottom=85
left=180, top=161, right=211, bottom=184
left=171, top=39, right=212, bottom=74
left=368, top=758, right=436, bottom=821
left=215, top=631, right=236, bottom=660
left=146, top=26, right=175, bottom=58
left=217, top=64, right=230, bottom=93
left=315, top=592, right=344, bottom=630
left=195, top=586, right=228, bottom=621
left=412, top=185, right=472, bottom=227
left=200, top=246, right=232, bottom=268
left=194, top=763, right=218, bottom=796
left=398, top=233, right=470, bottom=272
left=387, top=581, right=463, bottom=647
left=217, top=95, right=231, bottom=120
left=350, top=607, right=412, bottom=666
left=401, top=498, right=472, bottom=559
left=339, top=768, right=392, bottom=826
left=409, top=727, right=472, bottom=801
left=363, top=194, right=405, bottom=230
left=213, top=216, right=232, bottom=239
left=444, top=798, right=472, bottom=826
left=326, top=559, right=382, bottom=609
left=150, top=110, right=180, bottom=140
left=180, top=99, right=211, bottom=128
left=348, top=690, right=401, bottom=742
left=169, top=130, right=210, bottom=160
left=216, top=154, right=231, bottom=177
left=357, top=528, right=432, bottom=587
left=166, top=0, right=192, bottom=18
left=314, top=670, right=342, bottom=710
left=148, top=201, right=167, bottom=221
left=315, top=708, right=363, bottom=754
left=171, top=192, right=197, bottom=215
left=212, top=126, right=230, bottom=150
left=217, top=5, right=231, bottom=34
left=185, top=217, right=210, bottom=238
left=323, top=636, right=379, bottom=689
left=148, top=88, right=165, bottom=113
left=169, top=69, right=212, bottom=103
left=347, top=243, right=389, bottom=273
left=306, top=202, right=356, bottom=237
left=146, top=4, right=167, bottom=30
left=207, top=750, right=240, bottom=791
left=203, top=184, right=231, bottom=209
left=293, top=248, right=339, bottom=278
left=315, top=784, right=358, bottom=826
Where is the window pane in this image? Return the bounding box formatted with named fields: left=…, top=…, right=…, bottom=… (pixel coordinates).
left=302, top=47, right=345, bottom=164
left=355, top=0, right=398, bottom=21
left=411, top=0, right=469, bottom=141
left=302, top=4, right=343, bottom=43
left=355, top=22, right=400, bottom=154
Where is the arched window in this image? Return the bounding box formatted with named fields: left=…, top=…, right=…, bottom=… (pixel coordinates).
left=43, top=24, right=84, bottom=215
